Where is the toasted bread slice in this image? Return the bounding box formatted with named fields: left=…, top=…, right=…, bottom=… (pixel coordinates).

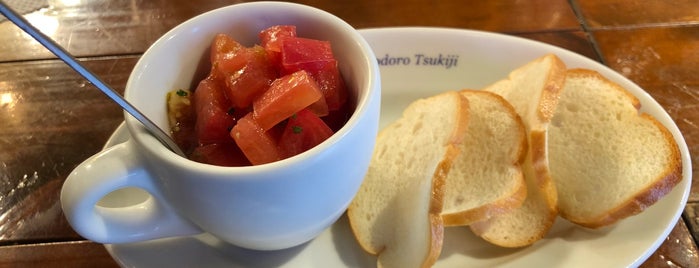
left=441, top=90, right=527, bottom=226
left=348, top=91, right=469, bottom=268
left=548, top=69, right=682, bottom=228
left=471, top=54, right=566, bottom=247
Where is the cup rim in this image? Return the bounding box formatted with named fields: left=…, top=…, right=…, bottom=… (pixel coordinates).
left=124, top=1, right=380, bottom=174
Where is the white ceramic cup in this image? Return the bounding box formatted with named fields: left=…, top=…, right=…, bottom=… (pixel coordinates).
left=60, top=2, right=380, bottom=251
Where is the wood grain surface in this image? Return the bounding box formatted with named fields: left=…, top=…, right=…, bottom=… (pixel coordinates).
left=0, top=0, right=696, bottom=267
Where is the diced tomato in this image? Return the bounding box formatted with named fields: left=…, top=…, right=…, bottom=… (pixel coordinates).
left=259, top=25, right=296, bottom=67
left=213, top=41, right=276, bottom=108
left=190, top=143, right=251, bottom=167
left=193, top=78, right=235, bottom=145
left=226, top=105, right=252, bottom=124
left=267, top=121, right=286, bottom=142
left=230, top=113, right=281, bottom=165
left=209, top=34, right=247, bottom=85
left=210, top=33, right=244, bottom=68
left=293, top=60, right=347, bottom=111
left=281, top=37, right=334, bottom=68
left=305, top=92, right=329, bottom=117
left=252, top=70, right=323, bottom=130
left=260, top=25, right=297, bottom=53
left=278, top=109, right=334, bottom=158
left=280, top=37, right=348, bottom=111
left=170, top=27, right=351, bottom=166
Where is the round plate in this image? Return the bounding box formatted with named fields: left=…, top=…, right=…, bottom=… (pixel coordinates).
left=102, top=27, right=691, bottom=267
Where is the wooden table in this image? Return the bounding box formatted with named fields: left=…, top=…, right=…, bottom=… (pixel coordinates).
left=0, top=0, right=697, bottom=267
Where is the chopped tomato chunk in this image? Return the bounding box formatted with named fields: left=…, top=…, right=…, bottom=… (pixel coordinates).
left=281, top=37, right=348, bottom=111
left=210, top=33, right=244, bottom=69
left=230, top=114, right=281, bottom=165
left=293, top=60, right=347, bottom=111
left=190, top=143, right=251, bottom=167
left=260, top=25, right=297, bottom=52
left=281, top=37, right=334, bottom=68
left=252, top=70, right=323, bottom=130
left=259, top=25, right=297, bottom=67
left=278, top=109, right=334, bottom=158
left=305, top=91, right=330, bottom=117
left=193, top=78, right=235, bottom=145
left=214, top=42, right=276, bottom=108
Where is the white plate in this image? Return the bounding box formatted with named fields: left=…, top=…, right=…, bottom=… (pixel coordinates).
left=102, top=27, right=691, bottom=268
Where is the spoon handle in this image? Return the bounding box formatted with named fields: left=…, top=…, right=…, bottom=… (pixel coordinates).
left=0, top=2, right=186, bottom=157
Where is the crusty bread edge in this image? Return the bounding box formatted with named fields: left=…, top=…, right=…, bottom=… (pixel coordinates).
left=560, top=69, right=683, bottom=228
left=528, top=54, right=565, bottom=216
left=442, top=90, right=528, bottom=226
left=533, top=54, right=566, bottom=210
left=442, top=181, right=527, bottom=227
left=421, top=92, right=470, bottom=268
left=536, top=54, right=567, bottom=123
left=468, top=54, right=566, bottom=247
left=529, top=130, right=559, bottom=212
left=346, top=91, right=470, bottom=267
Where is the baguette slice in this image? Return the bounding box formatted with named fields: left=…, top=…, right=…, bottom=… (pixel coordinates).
left=549, top=69, right=682, bottom=228
left=348, top=91, right=469, bottom=268
left=442, top=90, right=527, bottom=226
left=472, top=54, right=566, bottom=247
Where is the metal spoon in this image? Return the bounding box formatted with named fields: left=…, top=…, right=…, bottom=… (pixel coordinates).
left=0, top=2, right=186, bottom=157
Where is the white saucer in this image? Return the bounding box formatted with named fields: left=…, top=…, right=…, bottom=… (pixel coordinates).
left=101, top=27, right=692, bottom=267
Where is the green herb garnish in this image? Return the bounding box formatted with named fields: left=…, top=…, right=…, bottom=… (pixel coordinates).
left=292, top=126, right=303, bottom=134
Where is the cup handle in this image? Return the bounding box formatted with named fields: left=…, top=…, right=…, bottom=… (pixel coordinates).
left=60, top=140, right=202, bottom=244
